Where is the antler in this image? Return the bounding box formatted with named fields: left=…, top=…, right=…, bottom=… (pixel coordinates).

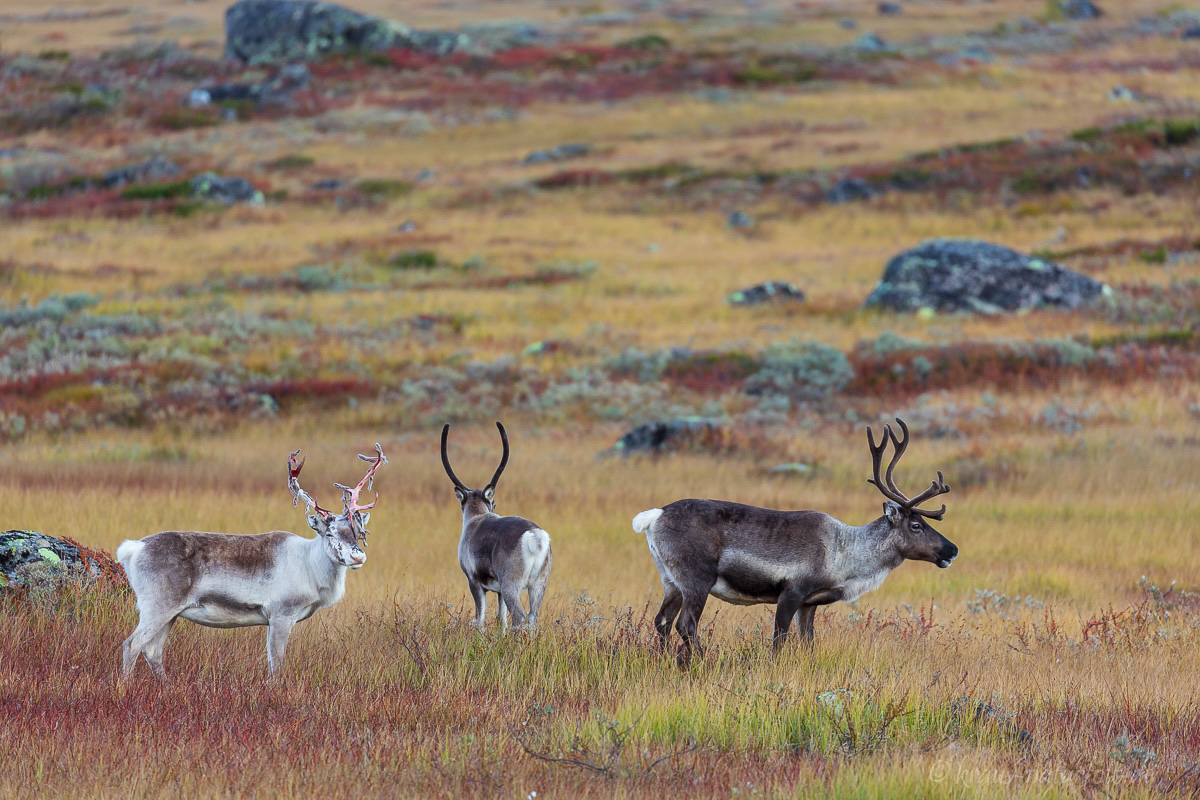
left=865, top=418, right=951, bottom=520
left=440, top=424, right=471, bottom=492
left=334, top=442, right=387, bottom=515
left=487, top=421, right=510, bottom=490
left=287, top=449, right=334, bottom=518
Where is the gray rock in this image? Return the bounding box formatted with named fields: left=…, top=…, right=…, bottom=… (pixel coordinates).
left=838, top=18, right=858, bottom=30
left=826, top=176, right=881, bottom=204
left=728, top=281, right=805, bottom=306
left=1057, top=0, right=1102, bottom=20
left=102, top=155, right=182, bottom=188
left=611, top=419, right=723, bottom=455
left=0, top=530, right=124, bottom=592
left=727, top=210, right=754, bottom=229
left=191, top=172, right=264, bottom=205
left=224, top=0, right=467, bottom=65
left=1183, top=25, right=1200, bottom=40
left=855, top=32, right=890, bottom=52
left=864, top=239, right=1106, bottom=314
left=523, top=143, right=592, bottom=165
left=877, top=2, right=902, bottom=15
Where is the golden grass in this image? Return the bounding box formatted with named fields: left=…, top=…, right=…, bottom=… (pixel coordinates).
left=4, top=0, right=1200, bottom=795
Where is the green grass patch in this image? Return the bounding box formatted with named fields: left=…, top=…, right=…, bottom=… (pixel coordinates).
left=356, top=178, right=414, bottom=198
left=266, top=154, right=315, bottom=170
left=155, top=108, right=220, bottom=130
left=390, top=250, right=440, bottom=270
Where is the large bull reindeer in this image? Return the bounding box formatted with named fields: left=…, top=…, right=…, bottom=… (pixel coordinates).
left=633, top=418, right=957, bottom=665
left=117, top=444, right=386, bottom=679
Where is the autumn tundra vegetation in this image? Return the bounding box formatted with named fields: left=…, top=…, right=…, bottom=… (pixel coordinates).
left=1, top=0, right=1200, bottom=796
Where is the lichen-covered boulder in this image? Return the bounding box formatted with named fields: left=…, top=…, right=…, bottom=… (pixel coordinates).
left=864, top=239, right=1107, bottom=314
left=191, top=172, right=264, bottom=205
left=224, top=0, right=466, bottom=65
left=0, top=530, right=126, bottom=592
left=611, top=419, right=724, bottom=454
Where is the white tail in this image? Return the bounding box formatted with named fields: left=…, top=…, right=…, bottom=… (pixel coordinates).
left=632, top=508, right=663, bottom=534
left=115, top=539, right=144, bottom=567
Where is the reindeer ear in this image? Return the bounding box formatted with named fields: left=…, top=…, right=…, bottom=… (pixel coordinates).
left=483, top=486, right=495, bottom=503
left=357, top=511, right=370, bottom=530
left=454, top=488, right=466, bottom=504
left=307, top=513, right=330, bottom=535
left=883, top=502, right=904, bottom=526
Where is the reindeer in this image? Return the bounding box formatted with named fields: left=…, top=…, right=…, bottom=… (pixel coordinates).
left=440, top=422, right=552, bottom=631
left=116, top=444, right=386, bottom=679
left=632, top=418, right=957, bottom=665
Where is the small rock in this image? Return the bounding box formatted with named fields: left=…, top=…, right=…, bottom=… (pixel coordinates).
left=187, top=88, right=212, bottom=107
left=877, top=2, right=902, bottom=15
left=1183, top=25, right=1200, bottom=40
left=955, top=44, right=995, bottom=63
left=1057, top=0, right=1102, bottom=20
left=522, top=143, right=592, bottom=165
left=611, top=419, right=724, bottom=455
left=102, top=155, right=182, bottom=189
left=728, top=281, right=806, bottom=306
left=395, top=220, right=417, bottom=232
left=311, top=178, right=346, bottom=190
left=1107, top=85, right=1143, bottom=102
left=854, top=31, right=890, bottom=52
left=837, top=18, right=858, bottom=30
left=864, top=238, right=1106, bottom=314
left=727, top=210, right=754, bottom=229
left=950, top=698, right=1035, bottom=746
left=191, top=172, right=264, bottom=205
left=826, top=176, right=881, bottom=204
left=766, top=462, right=814, bottom=476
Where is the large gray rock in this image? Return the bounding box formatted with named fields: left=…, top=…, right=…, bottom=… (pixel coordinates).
left=864, top=239, right=1106, bottom=314
left=611, top=419, right=723, bottom=454
left=1, top=530, right=125, bottom=592
left=224, top=0, right=467, bottom=65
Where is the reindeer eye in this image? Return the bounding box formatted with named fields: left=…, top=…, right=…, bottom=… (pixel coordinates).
left=909, top=522, right=922, bottom=532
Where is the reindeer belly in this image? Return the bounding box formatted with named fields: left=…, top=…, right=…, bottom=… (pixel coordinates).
left=711, top=553, right=788, bottom=606
left=181, top=595, right=269, bottom=628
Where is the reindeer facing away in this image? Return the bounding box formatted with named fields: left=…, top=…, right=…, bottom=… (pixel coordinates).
left=633, top=418, right=957, bottom=665
left=441, top=422, right=552, bottom=631
left=116, top=444, right=386, bottom=679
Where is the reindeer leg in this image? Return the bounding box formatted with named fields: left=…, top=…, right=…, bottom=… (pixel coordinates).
left=526, top=550, right=551, bottom=629
left=795, top=605, right=817, bottom=644
left=773, top=591, right=805, bottom=652
left=674, top=591, right=710, bottom=668
left=266, top=617, right=296, bottom=677
left=500, top=584, right=527, bottom=632
left=468, top=581, right=487, bottom=629
left=142, top=618, right=177, bottom=680
left=496, top=592, right=508, bottom=630
left=654, top=583, right=684, bottom=651
left=122, top=610, right=180, bottom=681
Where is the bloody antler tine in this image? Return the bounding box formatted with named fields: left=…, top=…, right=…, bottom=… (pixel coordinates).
left=288, top=448, right=333, bottom=516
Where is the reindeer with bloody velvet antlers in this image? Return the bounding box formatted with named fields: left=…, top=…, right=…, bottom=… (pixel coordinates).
left=116, top=444, right=386, bottom=680
left=633, top=418, right=957, bottom=666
